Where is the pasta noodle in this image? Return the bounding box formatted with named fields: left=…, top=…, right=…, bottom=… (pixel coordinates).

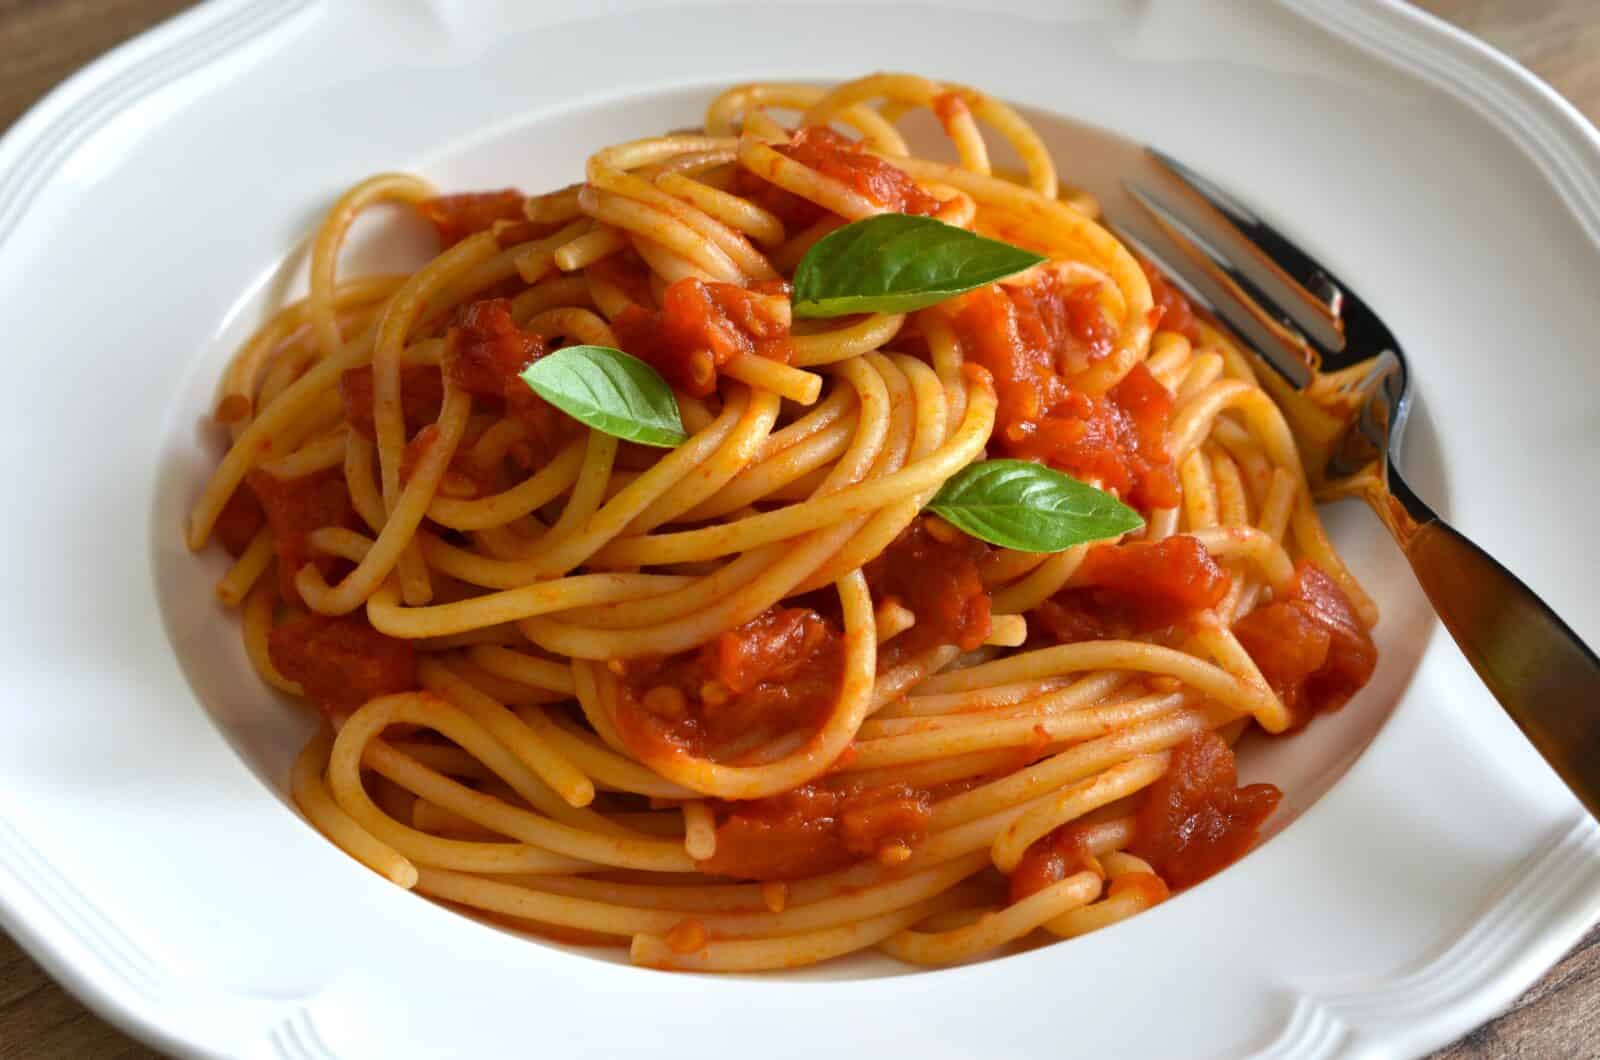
left=188, top=74, right=1378, bottom=971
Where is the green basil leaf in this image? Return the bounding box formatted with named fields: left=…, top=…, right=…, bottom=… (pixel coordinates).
left=927, top=459, right=1144, bottom=552
left=792, top=214, right=1047, bottom=318
left=519, top=345, right=687, bottom=448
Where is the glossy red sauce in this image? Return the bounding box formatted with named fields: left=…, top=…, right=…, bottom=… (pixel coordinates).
left=614, top=606, right=844, bottom=761
left=952, top=276, right=1178, bottom=511
left=1032, top=536, right=1230, bottom=644
left=612, top=277, right=791, bottom=396
left=698, top=781, right=932, bottom=881
left=1026, top=366, right=1177, bottom=511
left=952, top=273, right=1108, bottom=404
left=448, top=299, right=544, bottom=396
left=445, top=298, right=571, bottom=453
left=416, top=190, right=526, bottom=247
left=787, top=127, right=942, bottom=216
left=1140, top=258, right=1200, bottom=343
left=246, top=466, right=357, bottom=605
left=268, top=612, right=416, bottom=716
left=1038, top=368, right=1176, bottom=508
left=863, top=518, right=992, bottom=668
left=1130, top=730, right=1281, bottom=890
left=339, top=364, right=445, bottom=442
left=731, top=126, right=941, bottom=230
left=214, top=483, right=264, bottom=558
left=1009, top=821, right=1099, bottom=904
left=1016, top=273, right=1118, bottom=377
left=1233, top=561, right=1377, bottom=729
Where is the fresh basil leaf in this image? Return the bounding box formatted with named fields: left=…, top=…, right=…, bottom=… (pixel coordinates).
left=927, top=459, right=1144, bottom=552
left=792, top=214, right=1047, bottom=318
left=519, top=345, right=687, bottom=448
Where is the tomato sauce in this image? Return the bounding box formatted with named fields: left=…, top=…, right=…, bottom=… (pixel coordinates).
left=1009, top=821, right=1100, bottom=903
left=1032, top=536, right=1230, bottom=644
left=415, top=190, right=526, bottom=247
left=614, top=606, right=844, bottom=762
left=214, top=483, right=264, bottom=558
left=1130, top=730, right=1281, bottom=890
left=698, top=781, right=932, bottom=881
left=1008, top=364, right=1177, bottom=512
left=863, top=518, right=992, bottom=667
left=246, top=466, right=357, bottom=605
left=338, top=364, right=445, bottom=442
left=612, top=277, right=791, bottom=396
left=1013, top=272, right=1118, bottom=377
left=952, top=276, right=1178, bottom=511
left=785, top=127, right=941, bottom=216
left=268, top=612, right=417, bottom=716
left=731, top=126, right=941, bottom=230
left=444, top=298, right=572, bottom=453
left=447, top=298, right=545, bottom=396
left=1140, top=258, right=1200, bottom=343
left=1233, top=561, right=1377, bottom=729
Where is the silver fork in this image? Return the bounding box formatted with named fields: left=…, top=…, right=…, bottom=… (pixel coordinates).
left=1044, top=118, right=1600, bottom=816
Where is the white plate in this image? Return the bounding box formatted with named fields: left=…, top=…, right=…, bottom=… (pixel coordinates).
left=2, top=1, right=1598, bottom=1056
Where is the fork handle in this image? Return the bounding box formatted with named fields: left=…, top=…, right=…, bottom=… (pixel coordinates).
left=1381, top=464, right=1600, bottom=818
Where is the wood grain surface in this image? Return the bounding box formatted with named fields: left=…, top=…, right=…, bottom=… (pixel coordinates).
left=1, top=2, right=1596, bottom=1057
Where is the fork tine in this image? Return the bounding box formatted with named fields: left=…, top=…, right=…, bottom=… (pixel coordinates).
left=1149, top=148, right=1407, bottom=380
left=1105, top=216, right=1297, bottom=382
left=1148, top=148, right=1348, bottom=338
left=1116, top=213, right=1359, bottom=490
left=1097, top=180, right=1363, bottom=490
left=1125, top=182, right=1329, bottom=386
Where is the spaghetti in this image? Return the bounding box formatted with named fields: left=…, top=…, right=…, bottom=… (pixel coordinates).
left=189, top=74, right=1377, bottom=971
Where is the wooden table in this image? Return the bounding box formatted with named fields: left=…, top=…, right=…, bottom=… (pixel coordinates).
left=1, top=2, right=1596, bottom=1057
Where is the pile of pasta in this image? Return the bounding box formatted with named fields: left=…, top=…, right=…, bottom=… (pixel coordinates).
left=188, top=73, right=1377, bottom=971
